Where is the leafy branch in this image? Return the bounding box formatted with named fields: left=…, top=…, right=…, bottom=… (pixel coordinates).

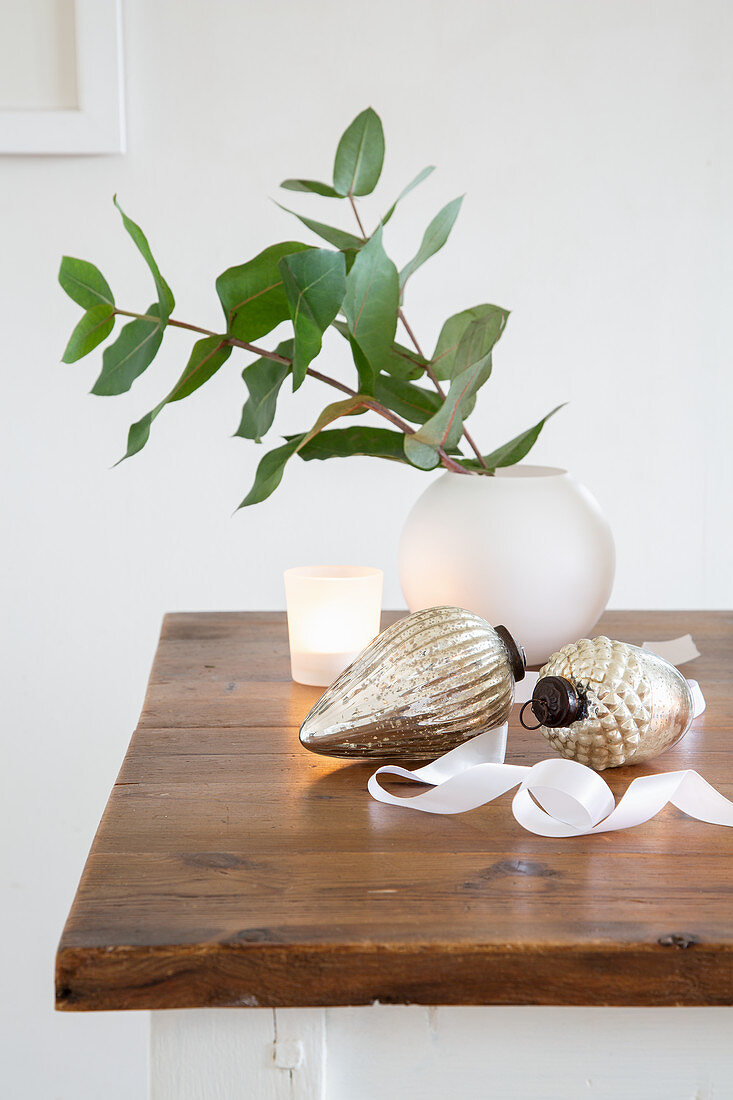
left=59, top=107, right=564, bottom=508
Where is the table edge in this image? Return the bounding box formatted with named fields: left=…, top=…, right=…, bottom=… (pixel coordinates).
left=56, top=940, right=733, bottom=1011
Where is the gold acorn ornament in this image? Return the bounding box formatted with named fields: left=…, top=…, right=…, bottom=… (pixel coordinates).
left=299, top=606, right=526, bottom=760
left=520, top=636, right=695, bottom=771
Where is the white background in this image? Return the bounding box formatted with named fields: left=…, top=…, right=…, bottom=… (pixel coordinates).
left=1, top=1, right=732, bottom=1096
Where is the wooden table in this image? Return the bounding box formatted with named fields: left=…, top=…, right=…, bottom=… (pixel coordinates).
left=56, top=610, right=733, bottom=1099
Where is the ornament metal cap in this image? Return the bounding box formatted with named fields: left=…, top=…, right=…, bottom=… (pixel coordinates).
left=521, top=675, right=581, bottom=729
left=495, top=625, right=526, bottom=683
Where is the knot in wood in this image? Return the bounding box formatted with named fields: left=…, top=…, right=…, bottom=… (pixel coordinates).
left=657, top=932, right=700, bottom=949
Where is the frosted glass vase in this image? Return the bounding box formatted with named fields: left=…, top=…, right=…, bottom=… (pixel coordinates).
left=398, top=466, right=615, bottom=665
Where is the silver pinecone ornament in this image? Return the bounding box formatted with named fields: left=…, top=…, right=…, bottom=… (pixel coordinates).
left=524, top=636, right=695, bottom=770
left=299, top=606, right=525, bottom=760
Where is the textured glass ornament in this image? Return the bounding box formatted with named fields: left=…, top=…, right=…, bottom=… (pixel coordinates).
left=299, top=606, right=525, bottom=760
left=524, top=636, right=695, bottom=770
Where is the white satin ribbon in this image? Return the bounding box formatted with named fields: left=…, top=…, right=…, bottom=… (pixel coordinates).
left=367, top=677, right=733, bottom=836
left=642, top=633, right=701, bottom=664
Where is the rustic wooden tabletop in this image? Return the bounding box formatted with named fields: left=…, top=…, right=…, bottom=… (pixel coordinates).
left=56, top=610, right=733, bottom=1011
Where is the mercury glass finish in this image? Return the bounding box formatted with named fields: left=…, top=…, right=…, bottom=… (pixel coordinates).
left=299, top=606, right=519, bottom=760
left=538, top=636, right=695, bottom=770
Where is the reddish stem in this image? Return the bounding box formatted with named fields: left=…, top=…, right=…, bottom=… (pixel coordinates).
left=397, top=309, right=486, bottom=469
left=348, top=193, right=368, bottom=240
left=114, top=308, right=464, bottom=473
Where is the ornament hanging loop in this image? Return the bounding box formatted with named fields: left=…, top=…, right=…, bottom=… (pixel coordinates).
left=520, top=699, right=546, bottom=730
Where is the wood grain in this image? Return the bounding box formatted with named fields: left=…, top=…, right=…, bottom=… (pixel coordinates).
left=56, top=610, right=733, bottom=1010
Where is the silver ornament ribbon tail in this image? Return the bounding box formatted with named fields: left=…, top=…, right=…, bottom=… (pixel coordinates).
left=368, top=679, right=733, bottom=837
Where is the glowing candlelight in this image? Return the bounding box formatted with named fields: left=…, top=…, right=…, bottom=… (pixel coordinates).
left=284, top=566, right=383, bottom=686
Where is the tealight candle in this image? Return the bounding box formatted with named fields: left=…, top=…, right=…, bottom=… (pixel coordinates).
left=284, top=566, right=383, bottom=686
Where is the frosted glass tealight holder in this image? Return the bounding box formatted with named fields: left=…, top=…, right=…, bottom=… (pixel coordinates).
left=284, top=566, right=383, bottom=687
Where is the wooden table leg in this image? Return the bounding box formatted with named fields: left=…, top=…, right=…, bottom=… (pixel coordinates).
left=150, top=1008, right=326, bottom=1099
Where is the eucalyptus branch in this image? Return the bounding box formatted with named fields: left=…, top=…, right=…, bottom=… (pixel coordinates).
left=398, top=308, right=448, bottom=395
left=307, top=368, right=466, bottom=473
left=227, top=339, right=290, bottom=366
left=113, top=309, right=291, bottom=365
left=435, top=449, right=467, bottom=474
left=397, top=308, right=487, bottom=469
left=114, top=307, right=461, bottom=472
left=345, top=199, right=485, bottom=470
left=305, top=366, right=355, bottom=397
left=348, top=193, right=368, bottom=240
left=60, top=107, right=542, bottom=509
left=114, top=309, right=218, bottom=338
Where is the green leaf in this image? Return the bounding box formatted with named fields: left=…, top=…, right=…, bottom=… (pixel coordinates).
left=373, top=375, right=441, bottom=424
left=238, top=436, right=305, bottom=508
left=58, top=256, right=115, bottom=309
left=296, top=426, right=408, bottom=463
left=342, top=227, right=399, bottom=375
left=330, top=319, right=422, bottom=382
left=280, top=179, right=341, bottom=198
left=382, top=341, right=427, bottom=381
left=382, top=166, right=435, bottom=226
left=274, top=203, right=364, bottom=251
left=342, top=248, right=359, bottom=274
left=113, top=197, right=174, bottom=322
left=279, top=249, right=346, bottom=389
left=449, top=312, right=506, bottom=381
left=346, top=332, right=376, bottom=395
left=167, top=336, right=232, bottom=403
left=297, top=395, right=369, bottom=451
left=404, top=316, right=497, bottom=468
left=236, top=340, right=293, bottom=442
left=120, top=411, right=159, bottom=464
left=461, top=405, right=567, bottom=471
left=237, top=393, right=370, bottom=508
left=402, top=434, right=441, bottom=470
left=400, top=195, right=464, bottom=289
left=119, top=336, right=232, bottom=462
left=62, top=304, right=115, bottom=363
left=333, top=107, right=385, bottom=197
left=91, top=304, right=163, bottom=396
left=432, top=304, right=510, bottom=381
left=216, top=241, right=310, bottom=343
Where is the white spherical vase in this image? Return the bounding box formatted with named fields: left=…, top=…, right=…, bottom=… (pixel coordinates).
left=398, top=465, right=615, bottom=665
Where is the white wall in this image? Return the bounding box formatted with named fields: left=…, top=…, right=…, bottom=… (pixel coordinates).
left=2, top=1, right=731, bottom=1096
